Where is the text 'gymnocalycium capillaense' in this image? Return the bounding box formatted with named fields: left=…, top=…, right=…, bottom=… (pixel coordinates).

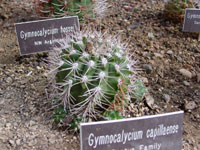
left=48, top=29, right=145, bottom=127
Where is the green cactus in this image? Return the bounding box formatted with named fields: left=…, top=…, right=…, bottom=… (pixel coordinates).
left=35, top=0, right=107, bottom=23
left=48, top=29, right=146, bottom=125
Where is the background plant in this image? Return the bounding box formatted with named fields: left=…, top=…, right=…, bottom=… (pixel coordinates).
left=164, top=0, right=200, bottom=24
left=48, top=28, right=146, bottom=130
left=35, top=0, right=107, bottom=24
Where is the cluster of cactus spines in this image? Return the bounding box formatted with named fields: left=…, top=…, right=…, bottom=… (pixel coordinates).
left=35, top=0, right=107, bottom=22
left=48, top=29, right=139, bottom=121
left=164, top=0, right=200, bottom=24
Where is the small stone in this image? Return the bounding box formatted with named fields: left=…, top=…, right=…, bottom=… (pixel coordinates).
left=185, top=101, right=196, bottom=110
left=9, top=140, right=15, bottom=146
left=49, top=138, right=56, bottom=144
left=43, top=72, right=48, bottom=77
left=0, top=48, right=4, bottom=52
left=183, top=81, right=190, bottom=86
left=127, top=24, right=139, bottom=30
left=145, top=93, right=154, bottom=109
left=124, top=5, right=132, bottom=11
left=167, top=50, right=173, bottom=55
left=36, top=66, right=41, bottom=70
left=143, top=64, right=153, bottom=74
left=195, top=114, right=200, bottom=119
left=169, top=79, right=175, bottom=84
left=162, top=94, right=171, bottom=103
left=130, top=103, right=134, bottom=109
left=29, top=120, right=35, bottom=126
left=141, top=77, right=148, bottom=84
left=154, top=53, right=163, bottom=58
left=16, top=139, right=21, bottom=145
left=148, top=32, right=154, bottom=38
left=177, top=57, right=184, bottom=62
left=197, top=73, right=200, bottom=82
left=6, top=77, right=13, bottom=83
left=5, top=123, right=12, bottom=128
left=197, top=92, right=200, bottom=98
left=73, top=136, right=77, bottom=140
left=179, top=69, right=192, bottom=78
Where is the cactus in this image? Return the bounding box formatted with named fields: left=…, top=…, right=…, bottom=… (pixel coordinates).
left=35, top=0, right=107, bottom=23
left=48, top=29, right=145, bottom=125
left=164, top=0, right=199, bottom=24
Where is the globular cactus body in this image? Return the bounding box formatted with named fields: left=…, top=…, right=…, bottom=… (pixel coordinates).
left=49, top=29, right=139, bottom=120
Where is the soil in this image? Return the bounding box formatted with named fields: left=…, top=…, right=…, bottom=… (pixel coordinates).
left=0, top=0, right=199, bottom=150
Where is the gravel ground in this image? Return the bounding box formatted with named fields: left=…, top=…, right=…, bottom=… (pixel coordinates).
left=0, top=0, right=199, bottom=149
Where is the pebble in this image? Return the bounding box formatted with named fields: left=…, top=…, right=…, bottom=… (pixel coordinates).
left=169, top=79, right=175, bottom=84
left=6, top=77, right=13, bottom=83
left=36, top=66, right=42, bottom=70
left=143, top=64, right=153, bottom=74
left=177, top=57, right=184, bottom=62
left=127, top=24, right=139, bottom=30
left=29, top=120, right=35, bottom=126
left=16, top=139, right=21, bottom=145
left=162, top=94, right=171, bottom=103
left=167, top=50, right=173, bottom=55
left=9, top=140, right=15, bottom=146
left=49, top=138, right=56, bottom=144
left=197, top=92, right=200, bottom=99
left=185, top=101, right=196, bottom=110
left=154, top=53, right=163, bottom=58
left=179, top=69, right=192, bottom=79
left=141, top=77, right=148, bottom=84
left=124, top=5, right=132, bottom=11
left=0, top=48, right=4, bottom=52
left=145, top=93, right=154, bottom=109
left=197, top=73, right=200, bottom=82
left=6, top=123, right=12, bottom=128
left=183, top=81, right=190, bottom=86
left=148, top=32, right=154, bottom=38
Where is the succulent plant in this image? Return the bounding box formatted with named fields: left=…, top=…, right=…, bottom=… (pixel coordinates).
left=164, top=0, right=199, bottom=24
left=48, top=28, right=146, bottom=125
left=35, top=0, right=107, bottom=23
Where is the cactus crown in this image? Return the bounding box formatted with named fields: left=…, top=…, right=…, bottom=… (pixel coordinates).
left=48, top=29, right=142, bottom=122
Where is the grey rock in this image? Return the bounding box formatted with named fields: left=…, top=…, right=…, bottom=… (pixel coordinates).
left=154, top=53, right=163, bottom=58
left=183, top=81, right=190, bottom=86
left=177, top=57, right=184, bottom=62
left=141, top=77, right=148, bottom=84
left=127, top=23, right=139, bottom=30
left=148, top=32, right=154, bottom=38
left=167, top=50, right=173, bottom=55
left=162, top=94, right=171, bottom=103
left=185, top=101, right=196, bottom=110
left=143, top=64, right=153, bottom=74
left=179, top=69, right=192, bottom=79
left=9, top=140, right=15, bottom=147
left=49, top=138, right=56, bottom=144
left=16, top=139, right=21, bottom=146
left=6, top=77, right=13, bottom=83
left=145, top=93, right=154, bottom=109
